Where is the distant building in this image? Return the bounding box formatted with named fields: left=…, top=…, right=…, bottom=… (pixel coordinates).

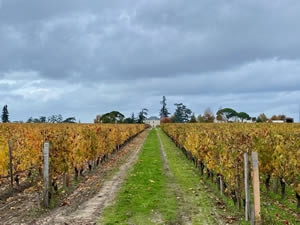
left=285, top=118, right=294, bottom=123
left=271, top=120, right=285, bottom=123
left=271, top=118, right=294, bottom=123
left=214, top=119, right=225, bottom=123
left=145, top=116, right=160, bottom=128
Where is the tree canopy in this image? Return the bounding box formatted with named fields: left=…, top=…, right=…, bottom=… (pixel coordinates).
left=27, top=115, right=76, bottom=123
left=94, top=111, right=125, bottom=123
left=159, top=96, right=170, bottom=118
left=123, top=113, right=136, bottom=124
left=63, top=117, right=76, bottom=123
left=257, top=113, right=268, bottom=123
left=172, top=103, right=192, bottom=123
left=203, top=108, right=215, bottom=122
left=221, top=108, right=238, bottom=120
left=137, top=108, right=148, bottom=124
left=216, top=108, right=251, bottom=122
left=189, top=113, right=197, bottom=123
left=270, top=114, right=286, bottom=121
left=1, top=105, right=9, bottom=123
left=237, top=112, right=250, bottom=122
left=48, top=114, right=63, bottom=123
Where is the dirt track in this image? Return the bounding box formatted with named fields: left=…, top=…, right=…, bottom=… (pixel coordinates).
left=36, top=130, right=148, bottom=225
left=0, top=130, right=148, bottom=225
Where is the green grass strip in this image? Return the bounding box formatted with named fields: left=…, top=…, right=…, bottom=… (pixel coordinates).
left=158, top=129, right=224, bottom=225
left=100, top=129, right=178, bottom=225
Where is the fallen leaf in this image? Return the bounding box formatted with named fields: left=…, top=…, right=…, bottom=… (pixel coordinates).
left=6, top=197, right=13, bottom=202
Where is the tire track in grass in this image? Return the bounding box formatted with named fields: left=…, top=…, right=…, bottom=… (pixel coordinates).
left=101, top=129, right=231, bottom=225
left=156, top=129, right=191, bottom=225
left=157, top=129, right=227, bottom=225
left=100, top=129, right=178, bottom=225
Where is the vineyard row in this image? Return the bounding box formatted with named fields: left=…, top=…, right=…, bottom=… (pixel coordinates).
left=161, top=123, right=300, bottom=210
left=0, top=123, right=147, bottom=184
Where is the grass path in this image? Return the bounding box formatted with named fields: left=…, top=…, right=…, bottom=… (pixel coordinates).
left=157, top=129, right=229, bottom=225
left=100, top=129, right=178, bottom=225
left=100, top=129, right=237, bottom=224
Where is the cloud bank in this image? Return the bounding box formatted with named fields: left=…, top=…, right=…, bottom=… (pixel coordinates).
left=0, top=0, right=299, bottom=122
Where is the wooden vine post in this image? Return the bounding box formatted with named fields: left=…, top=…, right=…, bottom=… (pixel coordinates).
left=251, top=152, right=261, bottom=224
left=220, top=175, right=224, bottom=195
left=244, top=152, right=250, bottom=221
left=43, top=142, right=50, bottom=208
left=8, top=140, right=13, bottom=190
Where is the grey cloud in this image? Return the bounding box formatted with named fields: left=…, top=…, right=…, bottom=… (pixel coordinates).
left=0, top=0, right=300, bottom=122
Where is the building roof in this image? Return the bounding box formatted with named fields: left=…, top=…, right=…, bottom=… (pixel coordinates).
left=146, top=116, right=160, bottom=120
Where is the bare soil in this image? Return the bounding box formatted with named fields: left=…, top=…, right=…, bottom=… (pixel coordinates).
left=0, top=130, right=148, bottom=225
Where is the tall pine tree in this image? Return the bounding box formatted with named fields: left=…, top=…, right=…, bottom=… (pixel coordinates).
left=159, top=96, right=170, bottom=118
left=2, top=105, right=9, bottom=123
left=172, top=103, right=192, bottom=123
left=137, top=108, right=148, bottom=124
left=131, top=113, right=136, bottom=123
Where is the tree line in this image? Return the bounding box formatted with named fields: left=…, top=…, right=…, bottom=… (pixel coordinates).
left=1, top=105, right=77, bottom=123
left=94, top=108, right=149, bottom=124
left=158, top=97, right=253, bottom=123
left=157, top=97, right=294, bottom=123
left=1, top=101, right=293, bottom=124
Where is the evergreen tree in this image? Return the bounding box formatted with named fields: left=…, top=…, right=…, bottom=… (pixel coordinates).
left=172, top=103, right=192, bottom=123
left=216, top=108, right=237, bottom=122
left=97, top=111, right=124, bottom=123
left=63, top=117, right=76, bottom=123
left=216, top=108, right=224, bottom=121
left=159, top=96, right=170, bottom=118
left=123, top=113, right=136, bottom=124
left=2, top=105, right=9, bottom=123
left=131, top=113, right=136, bottom=123
left=189, top=113, right=197, bottom=123
left=39, top=116, right=47, bottom=123
left=27, top=117, right=33, bottom=123
left=137, top=108, right=148, bottom=124
left=237, top=112, right=250, bottom=122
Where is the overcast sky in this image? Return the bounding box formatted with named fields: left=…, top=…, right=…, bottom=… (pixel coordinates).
left=0, top=0, right=300, bottom=122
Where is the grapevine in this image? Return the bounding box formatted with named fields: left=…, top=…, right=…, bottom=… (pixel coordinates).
left=161, top=123, right=300, bottom=208
left=0, top=123, right=146, bottom=183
